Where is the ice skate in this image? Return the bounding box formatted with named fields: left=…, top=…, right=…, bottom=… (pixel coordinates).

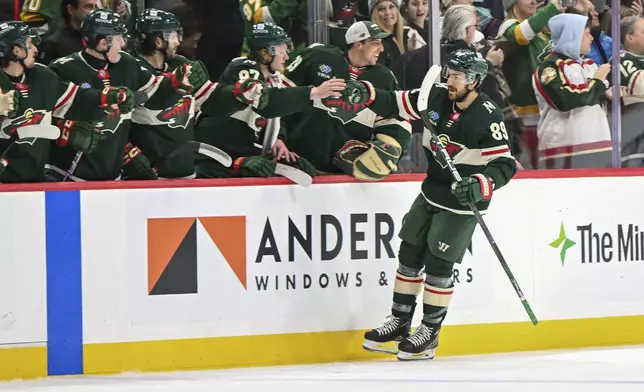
left=362, top=315, right=411, bottom=354
left=397, top=323, right=439, bottom=361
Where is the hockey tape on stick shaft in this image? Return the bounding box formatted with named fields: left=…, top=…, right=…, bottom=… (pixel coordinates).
left=261, top=118, right=280, bottom=156
left=261, top=72, right=283, bottom=156
left=64, top=151, right=83, bottom=182
left=418, top=65, right=539, bottom=326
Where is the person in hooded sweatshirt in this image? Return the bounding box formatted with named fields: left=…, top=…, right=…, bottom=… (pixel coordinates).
left=532, top=13, right=618, bottom=169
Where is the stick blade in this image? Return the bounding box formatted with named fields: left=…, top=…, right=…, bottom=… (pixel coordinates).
left=275, top=163, right=312, bottom=187
left=417, top=64, right=443, bottom=115
left=17, top=125, right=61, bottom=140
left=197, top=143, right=232, bottom=167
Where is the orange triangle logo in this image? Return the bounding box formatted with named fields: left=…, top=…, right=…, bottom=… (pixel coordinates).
left=147, top=217, right=196, bottom=294
left=199, top=216, right=247, bottom=288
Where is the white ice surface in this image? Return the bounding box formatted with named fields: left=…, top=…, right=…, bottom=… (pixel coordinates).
left=3, top=346, right=644, bottom=392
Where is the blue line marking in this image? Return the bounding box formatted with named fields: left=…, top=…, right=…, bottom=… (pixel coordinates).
left=45, top=190, right=83, bottom=376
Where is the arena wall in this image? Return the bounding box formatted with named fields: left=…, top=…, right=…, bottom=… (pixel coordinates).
left=2, top=170, right=644, bottom=380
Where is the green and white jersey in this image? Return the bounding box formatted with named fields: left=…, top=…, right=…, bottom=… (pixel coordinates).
left=371, top=84, right=517, bottom=214
left=0, top=64, right=108, bottom=182
left=48, top=50, right=167, bottom=181
left=280, top=44, right=411, bottom=173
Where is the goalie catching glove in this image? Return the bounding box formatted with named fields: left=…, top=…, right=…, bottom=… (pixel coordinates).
left=451, top=174, right=494, bottom=205
left=333, top=134, right=402, bottom=181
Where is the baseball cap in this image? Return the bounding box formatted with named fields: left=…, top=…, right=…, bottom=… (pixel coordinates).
left=345, top=21, right=391, bottom=45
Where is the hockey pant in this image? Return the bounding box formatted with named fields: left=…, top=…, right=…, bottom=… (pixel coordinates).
left=392, top=194, right=477, bottom=326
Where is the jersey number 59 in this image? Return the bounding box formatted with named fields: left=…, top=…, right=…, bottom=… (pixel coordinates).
left=490, top=122, right=508, bottom=141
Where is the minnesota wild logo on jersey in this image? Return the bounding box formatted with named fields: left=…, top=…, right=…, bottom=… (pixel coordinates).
left=1, top=108, right=49, bottom=144
left=318, top=97, right=369, bottom=124
left=93, top=109, right=125, bottom=134
left=155, top=97, right=193, bottom=128
left=424, top=133, right=465, bottom=169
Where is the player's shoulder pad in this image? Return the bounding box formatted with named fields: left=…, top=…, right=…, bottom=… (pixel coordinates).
left=33, top=62, right=60, bottom=79
left=118, top=50, right=137, bottom=63
left=304, top=43, right=342, bottom=60
left=49, top=51, right=80, bottom=68
left=474, top=94, right=504, bottom=118
left=222, top=57, right=261, bottom=82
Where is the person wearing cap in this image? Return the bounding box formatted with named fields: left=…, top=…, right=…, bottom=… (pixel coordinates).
left=369, top=0, right=425, bottom=69
left=280, top=20, right=411, bottom=180
left=497, top=0, right=566, bottom=170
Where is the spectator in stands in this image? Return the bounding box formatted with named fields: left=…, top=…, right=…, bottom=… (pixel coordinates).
left=600, top=0, right=642, bottom=34
left=440, top=0, right=486, bottom=42
left=498, top=0, right=565, bottom=170
left=584, top=5, right=613, bottom=65
left=402, top=0, right=429, bottom=40
left=38, top=0, right=97, bottom=65
left=533, top=13, right=615, bottom=169
left=616, top=15, right=644, bottom=166
left=369, top=0, right=425, bottom=69
left=442, top=5, right=505, bottom=108
left=98, top=0, right=131, bottom=20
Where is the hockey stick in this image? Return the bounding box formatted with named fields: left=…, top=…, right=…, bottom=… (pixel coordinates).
left=63, top=91, right=150, bottom=182
left=153, top=140, right=233, bottom=169
left=418, top=65, right=539, bottom=326
left=0, top=124, right=60, bottom=171
left=16, top=125, right=61, bottom=140
left=260, top=72, right=312, bottom=187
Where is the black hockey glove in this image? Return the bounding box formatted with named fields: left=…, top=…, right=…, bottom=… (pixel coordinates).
left=101, top=86, right=135, bottom=114
left=333, top=134, right=401, bottom=181
left=55, top=119, right=105, bottom=154
left=122, top=142, right=158, bottom=180
left=233, top=78, right=268, bottom=110
left=451, top=174, right=494, bottom=206
left=341, top=80, right=375, bottom=105
left=233, top=155, right=275, bottom=177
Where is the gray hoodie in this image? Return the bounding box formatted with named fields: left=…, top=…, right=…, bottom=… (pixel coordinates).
left=548, top=13, right=588, bottom=62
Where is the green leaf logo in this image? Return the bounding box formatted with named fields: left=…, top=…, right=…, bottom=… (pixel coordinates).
left=550, top=223, right=576, bottom=265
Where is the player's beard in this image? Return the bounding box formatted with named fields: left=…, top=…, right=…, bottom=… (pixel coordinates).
left=448, top=86, right=470, bottom=103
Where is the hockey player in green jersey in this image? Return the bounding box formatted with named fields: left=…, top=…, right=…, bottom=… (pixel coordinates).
left=131, top=8, right=260, bottom=179
left=47, top=9, right=259, bottom=181
left=0, top=20, right=133, bottom=183
left=360, top=49, right=517, bottom=360
left=280, top=21, right=411, bottom=178
left=195, top=22, right=347, bottom=179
